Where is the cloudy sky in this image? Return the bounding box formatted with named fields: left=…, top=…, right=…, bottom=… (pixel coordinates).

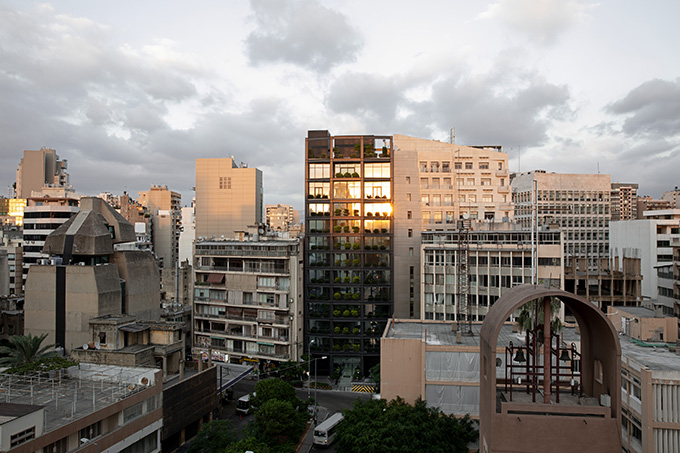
left=1, top=0, right=679, bottom=212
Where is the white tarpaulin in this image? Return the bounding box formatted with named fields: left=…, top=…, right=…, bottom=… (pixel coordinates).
left=425, top=351, right=479, bottom=382
left=426, top=384, right=480, bottom=416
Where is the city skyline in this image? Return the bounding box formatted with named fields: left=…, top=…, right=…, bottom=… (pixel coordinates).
left=1, top=1, right=679, bottom=212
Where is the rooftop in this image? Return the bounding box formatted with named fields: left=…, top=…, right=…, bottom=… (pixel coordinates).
left=384, top=320, right=580, bottom=348
left=0, top=363, right=157, bottom=432
left=619, top=337, right=680, bottom=373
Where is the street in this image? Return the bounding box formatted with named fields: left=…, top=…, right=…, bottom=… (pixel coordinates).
left=220, top=377, right=371, bottom=451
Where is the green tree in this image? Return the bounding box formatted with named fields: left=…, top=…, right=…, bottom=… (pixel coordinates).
left=223, top=437, right=272, bottom=453
left=251, top=378, right=300, bottom=410
left=336, top=397, right=477, bottom=453
left=253, top=399, right=306, bottom=446
left=187, top=420, right=238, bottom=453
left=0, top=333, right=56, bottom=367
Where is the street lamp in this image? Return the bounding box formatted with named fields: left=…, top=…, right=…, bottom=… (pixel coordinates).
left=314, top=355, right=328, bottom=426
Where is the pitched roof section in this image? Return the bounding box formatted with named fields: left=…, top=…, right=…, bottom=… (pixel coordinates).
left=42, top=197, right=136, bottom=257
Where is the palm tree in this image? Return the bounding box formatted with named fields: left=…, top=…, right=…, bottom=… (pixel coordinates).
left=0, top=333, right=56, bottom=367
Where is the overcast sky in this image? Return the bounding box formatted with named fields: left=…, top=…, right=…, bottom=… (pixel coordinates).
left=1, top=0, right=678, bottom=212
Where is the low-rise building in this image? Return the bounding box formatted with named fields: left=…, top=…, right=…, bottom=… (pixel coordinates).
left=0, top=364, right=161, bottom=453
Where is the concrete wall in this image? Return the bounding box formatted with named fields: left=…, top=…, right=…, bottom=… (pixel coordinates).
left=24, top=264, right=122, bottom=351
left=112, top=250, right=160, bottom=321
left=380, top=336, right=424, bottom=404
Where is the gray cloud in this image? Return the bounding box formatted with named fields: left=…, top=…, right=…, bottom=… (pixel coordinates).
left=245, top=0, right=363, bottom=72
left=605, top=78, right=680, bottom=137
left=324, top=65, right=573, bottom=148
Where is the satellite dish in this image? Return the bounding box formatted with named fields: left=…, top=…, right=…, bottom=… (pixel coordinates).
left=94, top=342, right=101, bottom=350
left=83, top=343, right=89, bottom=350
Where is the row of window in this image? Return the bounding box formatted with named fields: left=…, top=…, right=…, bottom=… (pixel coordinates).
left=309, top=163, right=391, bottom=179
left=419, top=160, right=504, bottom=172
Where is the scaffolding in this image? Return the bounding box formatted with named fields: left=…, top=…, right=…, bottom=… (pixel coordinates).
left=456, top=218, right=473, bottom=334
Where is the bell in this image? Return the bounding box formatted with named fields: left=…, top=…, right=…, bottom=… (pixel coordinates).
left=559, top=349, right=571, bottom=362
left=513, top=349, right=526, bottom=363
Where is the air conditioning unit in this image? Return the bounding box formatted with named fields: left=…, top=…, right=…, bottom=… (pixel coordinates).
left=600, top=394, right=611, bottom=407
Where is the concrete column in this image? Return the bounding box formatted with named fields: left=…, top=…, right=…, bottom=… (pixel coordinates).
left=543, top=296, right=551, bottom=404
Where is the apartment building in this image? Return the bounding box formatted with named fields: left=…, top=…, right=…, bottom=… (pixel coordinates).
left=661, top=187, right=680, bottom=208
left=618, top=329, right=680, bottom=452
left=192, top=235, right=303, bottom=367
left=392, top=134, right=512, bottom=319
left=637, top=196, right=673, bottom=218
left=266, top=204, right=298, bottom=231
left=138, top=185, right=182, bottom=270
left=21, top=190, right=79, bottom=289
left=1, top=227, right=23, bottom=296
left=195, top=158, right=262, bottom=240
left=420, top=228, right=563, bottom=322
left=610, top=209, right=680, bottom=301
left=305, top=130, right=393, bottom=376
left=674, top=237, right=680, bottom=319
left=611, top=183, right=639, bottom=221
left=15, top=148, right=70, bottom=198
left=512, top=171, right=611, bottom=268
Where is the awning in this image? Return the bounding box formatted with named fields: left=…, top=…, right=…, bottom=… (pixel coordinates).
left=206, top=273, right=225, bottom=284
left=119, top=324, right=150, bottom=333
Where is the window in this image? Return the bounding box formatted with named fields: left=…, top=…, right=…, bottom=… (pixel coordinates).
left=422, top=195, right=430, bottom=206
left=442, top=162, right=450, bottom=172
left=258, top=277, right=276, bottom=288
left=407, top=211, right=412, bottom=219
left=479, top=162, right=489, bottom=169
left=219, top=177, right=231, bottom=189
left=408, top=229, right=413, bottom=237
left=434, top=212, right=442, bottom=224
left=406, top=193, right=411, bottom=201
left=465, top=162, right=473, bottom=169
left=454, top=162, right=462, bottom=169
left=432, top=195, right=441, bottom=206
left=80, top=421, right=102, bottom=441
left=409, top=247, right=414, bottom=256
left=481, top=178, right=491, bottom=186
left=309, top=163, right=330, bottom=179
left=483, top=195, right=493, bottom=203
left=444, top=194, right=452, bottom=206
left=43, top=437, right=68, bottom=453
left=420, top=161, right=427, bottom=172
left=11, top=427, right=35, bottom=448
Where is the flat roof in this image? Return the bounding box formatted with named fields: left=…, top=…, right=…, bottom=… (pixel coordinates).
left=0, top=363, right=157, bottom=432
left=0, top=403, right=43, bottom=425
left=385, top=320, right=580, bottom=348
left=620, top=337, right=680, bottom=373
left=618, top=306, right=657, bottom=318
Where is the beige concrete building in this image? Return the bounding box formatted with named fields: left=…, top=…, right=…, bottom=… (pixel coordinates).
left=15, top=148, right=70, bottom=199
left=24, top=197, right=160, bottom=352
left=661, top=187, right=680, bottom=208
left=0, top=198, right=26, bottom=226
left=71, top=314, right=185, bottom=380
left=420, top=227, right=563, bottom=322
left=391, top=134, right=512, bottom=319
left=266, top=204, right=298, bottom=231
left=611, top=182, right=639, bottom=221
left=195, top=158, right=263, bottom=240
left=192, top=234, right=303, bottom=366
left=636, top=196, right=673, bottom=218
left=512, top=170, right=612, bottom=268
left=138, top=185, right=182, bottom=271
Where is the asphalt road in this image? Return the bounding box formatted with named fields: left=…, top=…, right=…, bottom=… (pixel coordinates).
left=221, top=377, right=371, bottom=451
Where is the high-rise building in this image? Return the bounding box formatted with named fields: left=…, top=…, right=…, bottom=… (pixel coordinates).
left=192, top=233, right=303, bottom=366
left=610, top=209, right=680, bottom=301
left=195, top=158, right=262, bottom=240
left=21, top=189, right=80, bottom=289
left=420, top=227, right=563, bottom=322
left=305, top=130, right=393, bottom=376
left=392, top=135, right=512, bottom=318
left=15, top=148, right=70, bottom=198
left=636, top=196, right=672, bottom=218
left=138, top=185, right=182, bottom=270
left=266, top=204, right=298, bottom=231
left=611, top=182, right=638, bottom=221
left=512, top=171, right=612, bottom=268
